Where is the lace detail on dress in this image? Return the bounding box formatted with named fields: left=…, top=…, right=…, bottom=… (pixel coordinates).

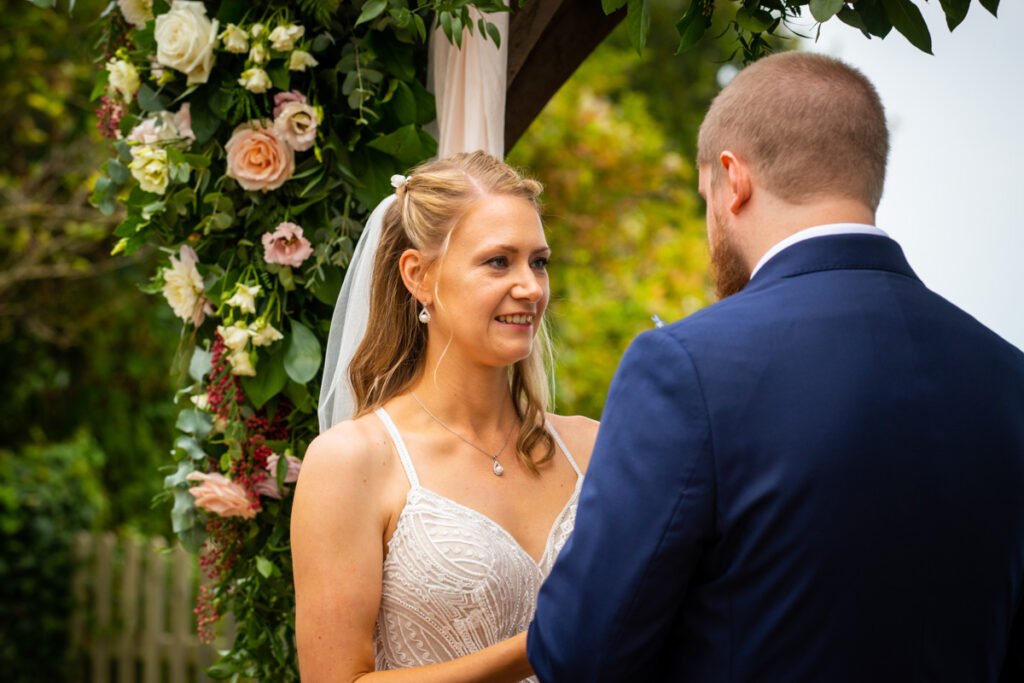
left=372, top=408, right=581, bottom=682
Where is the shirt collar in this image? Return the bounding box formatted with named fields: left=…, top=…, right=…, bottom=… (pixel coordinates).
left=749, top=223, right=889, bottom=279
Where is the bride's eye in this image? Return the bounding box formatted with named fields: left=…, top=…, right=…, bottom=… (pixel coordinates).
left=485, top=255, right=509, bottom=269
left=531, top=256, right=549, bottom=270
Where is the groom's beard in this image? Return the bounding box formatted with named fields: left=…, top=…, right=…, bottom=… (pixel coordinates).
left=709, top=208, right=750, bottom=300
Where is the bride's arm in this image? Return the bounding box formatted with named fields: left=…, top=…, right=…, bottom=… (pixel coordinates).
left=291, top=423, right=532, bottom=683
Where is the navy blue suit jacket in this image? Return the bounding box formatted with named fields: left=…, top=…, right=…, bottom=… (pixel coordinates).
left=528, top=235, right=1024, bottom=682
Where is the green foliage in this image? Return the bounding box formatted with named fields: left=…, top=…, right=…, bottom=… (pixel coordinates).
left=615, top=0, right=1001, bottom=61
left=0, top=433, right=108, bottom=683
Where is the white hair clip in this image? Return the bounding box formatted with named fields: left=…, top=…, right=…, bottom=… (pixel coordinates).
left=390, top=174, right=409, bottom=189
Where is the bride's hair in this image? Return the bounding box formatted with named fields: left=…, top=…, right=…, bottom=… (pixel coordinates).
left=348, top=151, right=556, bottom=472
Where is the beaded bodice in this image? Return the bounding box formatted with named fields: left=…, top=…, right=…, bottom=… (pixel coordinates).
left=372, top=408, right=582, bottom=681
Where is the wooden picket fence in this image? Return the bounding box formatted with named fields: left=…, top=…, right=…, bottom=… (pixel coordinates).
left=70, top=532, right=234, bottom=683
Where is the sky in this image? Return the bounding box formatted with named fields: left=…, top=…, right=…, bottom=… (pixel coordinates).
left=796, top=2, right=1023, bottom=349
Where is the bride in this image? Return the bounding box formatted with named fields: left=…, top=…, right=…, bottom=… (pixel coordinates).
left=291, top=151, right=598, bottom=681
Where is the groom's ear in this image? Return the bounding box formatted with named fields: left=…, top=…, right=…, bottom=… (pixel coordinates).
left=719, top=151, right=753, bottom=215
left=399, top=249, right=434, bottom=305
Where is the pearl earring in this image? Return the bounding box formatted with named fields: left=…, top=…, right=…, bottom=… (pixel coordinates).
left=418, top=305, right=431, bottom=324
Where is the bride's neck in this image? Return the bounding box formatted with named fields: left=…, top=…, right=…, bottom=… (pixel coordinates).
left=408, top=363, right=515, bottom=434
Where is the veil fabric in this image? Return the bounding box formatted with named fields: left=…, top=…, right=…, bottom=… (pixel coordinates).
left=317, top=12, right=508, bottom=432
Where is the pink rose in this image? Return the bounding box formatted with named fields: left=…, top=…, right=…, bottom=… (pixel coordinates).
left=273, top=100, right=318, bottom=152
left=186, top=471, right=258, bottom=519
left=224, top=121, right=295, bottom=192
left=256, top=453, right=303, bottom=499
left=174, top=103, right=195, bottom=142
left=272, top=90, right=307, bottom=119
left=262, top=222, right=313, bottom=268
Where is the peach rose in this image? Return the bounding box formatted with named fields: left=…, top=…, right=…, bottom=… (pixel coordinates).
left=186, top=471, right=258, bottom=519
left=224, top=121, right=294, bottom=192
left=256, top=453, right=302, bottom=499
left=262, top=222, right=313, bottom=267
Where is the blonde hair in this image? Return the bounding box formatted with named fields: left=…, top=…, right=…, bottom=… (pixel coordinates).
left=348, top=151, right=556, bottom=472
left=698, top=52, right=889, bottom=210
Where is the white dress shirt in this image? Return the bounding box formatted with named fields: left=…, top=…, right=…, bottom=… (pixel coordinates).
left=749, top=223, right=889, bottom=279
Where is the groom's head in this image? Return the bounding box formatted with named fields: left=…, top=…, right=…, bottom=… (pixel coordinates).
left=697, top=52, right=889, bottom=298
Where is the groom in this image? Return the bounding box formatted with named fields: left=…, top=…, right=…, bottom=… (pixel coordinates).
left=527, top=52, right=1024, bottom=682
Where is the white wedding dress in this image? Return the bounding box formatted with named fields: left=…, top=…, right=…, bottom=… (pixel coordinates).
left=372, top=408, right=582, bottom=681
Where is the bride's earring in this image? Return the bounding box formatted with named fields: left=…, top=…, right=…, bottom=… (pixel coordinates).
left=418, top=304, right=431, bottom=324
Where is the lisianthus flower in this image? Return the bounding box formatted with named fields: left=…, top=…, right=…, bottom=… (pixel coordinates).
left=289, top=50, right=318, bottom=72
left=262, top=222, right=314, bottom=268
left=216, top=322, right=251, bottom=353
left=250, top=320, right=284, bottom=347
left=273, top=90, right=307, bottom=118
left=225, top=282, right=261, bottom=314
left=268, top=24, right=305, bottom=51
left=256, top=453, right=303, bottom=499
left=106, top=58, right=141, bottom=102
left=118, top=0, right=153, bottom=29
left=228, top=350, right=256, bottom=376
left=273, top=100, right=318, bottom=152
left=128, top=104, right=194, bottom=145
left=129, top=145, right=169, bottom=193
left=186, top=471, right=257, bottom=519
left=238, top=67, right=272, bottom=94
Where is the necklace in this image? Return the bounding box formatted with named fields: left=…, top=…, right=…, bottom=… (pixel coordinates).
left=410, top=392, right=516, bottom=477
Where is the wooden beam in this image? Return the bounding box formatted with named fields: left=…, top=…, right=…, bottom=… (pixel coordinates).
left=505, top=0, right=626, bottom=151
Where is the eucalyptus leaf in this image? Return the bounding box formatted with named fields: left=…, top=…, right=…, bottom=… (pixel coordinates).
left=881, top=0, right=932, bottom=54
left=176, top=408, right=213, bottom=439
left=283, top=321, right=322, bottom=384
left=137, top=84, right=169, bottom=113
left=809, top=0, right=844, bottom=23
left=170, top=487, right=197, bottom=534
left=175, top=435, right=207, bottom=462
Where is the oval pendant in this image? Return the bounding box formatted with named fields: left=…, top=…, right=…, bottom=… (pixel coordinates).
left=492, top=459, right=504, bottom=476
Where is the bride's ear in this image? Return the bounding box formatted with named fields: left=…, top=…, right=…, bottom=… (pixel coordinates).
left=399, top=248, right=433, bottom=305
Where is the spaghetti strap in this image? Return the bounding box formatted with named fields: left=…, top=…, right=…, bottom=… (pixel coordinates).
left=374, top=407, right=420, bottom=488
left=546, top=420, right=583, bottom=479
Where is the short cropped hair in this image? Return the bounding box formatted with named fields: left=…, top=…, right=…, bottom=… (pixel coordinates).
left=697, top=52, right=889, bottom=210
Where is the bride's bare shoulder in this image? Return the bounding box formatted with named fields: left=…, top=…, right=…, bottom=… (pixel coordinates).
left=298, top=414, right=393, bottom=486
left=546, top=413, right=600, bottom=472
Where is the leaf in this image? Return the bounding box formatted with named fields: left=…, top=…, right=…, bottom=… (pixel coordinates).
left=242, top=346, right=288, bottom=409
left=136, top=84, right=169, bottom=113
left=735, top=7, right=773, bottom=32
left=176, top=408, right=213, bottom=439
left=809, top=0, right=844, bottom=23
left=255, top=556, right=277, bottom=579
left=626, top=0, right=650, bottom=54
left=485, top=21, right=502, bottom=49
left=853, top=0, right=893, bottom=38
left=189, top=346, right=212, bottom=381
left=283, top=321, right=322, bottom=384
left=881, top=0, right=932, bottom=54
left=171, top=488, right=196, bottom=534
left=216, top=0, right=247, bottom=23
left=356, top=0, right=388, bottom=26
left=188, top=94, right=219, bottom=144
left=836, top=6, right=869, bottom=33
left=979, top=0, right=998, bottom=17
left=367, top=124, right=428, bottom=166
left=675, top=0, right=708, bottom=54
left=602, top=0, right=627, bottom=12
left=310, top=266, right=343, bottom=305
left=390, top=80, right=418, bottom=126
left=175, top=435, right=207, bottom=462
left=937, top=0, right=970, bottom=29
left=268, top=63, right=290, bottom=92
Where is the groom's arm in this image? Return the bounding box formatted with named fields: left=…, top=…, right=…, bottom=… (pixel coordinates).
left=527, top=329, right=715, bottom=682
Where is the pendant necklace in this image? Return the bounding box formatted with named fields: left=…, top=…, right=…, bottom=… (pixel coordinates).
left=411, top=392, right=516, bottom=476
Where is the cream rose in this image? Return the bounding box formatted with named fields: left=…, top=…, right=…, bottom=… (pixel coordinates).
left=238, top=67, right=272, bottom=94
left=162, top=245, right=209, bottom=325
left=288, top=50, right=318, bottom=72
left=273, top=100, right=318, bottom=152
left=224, top=121, right=295, bottom=192
left=216, top=322, right=251, bottom=353
left=249, top=320, right=284, bottom=347
left=106, top=58, right=140, bottom=102
left=228, top=351, right=256, bottom=376
left=129, top=145, right=169, bottom=194
left=248, top=42, right=269, bottom=65
left=155, top=1, right=218, bottom=85
left=268, top=24, right=305, bottom=52
left=219, top=23, right=248, bottom=53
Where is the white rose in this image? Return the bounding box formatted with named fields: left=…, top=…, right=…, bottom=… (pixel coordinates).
left=162, top=246, right=205, bottom=323
left=250, top=23, right=265, bottom=38
left=288, top=50, right=318, bottom=72
left=128, top=145, right=169, bottom=194
left=155, top=1, right=219, bottom=85
left=238, top=67, right=272, bottom=94
left=228, top=351, right=256, bottom=376
left=118, top=0, right=153, bottom=29
left=219, top=24, right=249, bottom=53
left=250, top=320, right=284, bottom=347
left=106, top=58, right=140, bottom=102
left=268, top=24, right=304, bottom=52
left=217, top=322, right=252, bottom=353
left=248, top=42, right=269, bottom=65
left=225, top=283, right=261, bottom=314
